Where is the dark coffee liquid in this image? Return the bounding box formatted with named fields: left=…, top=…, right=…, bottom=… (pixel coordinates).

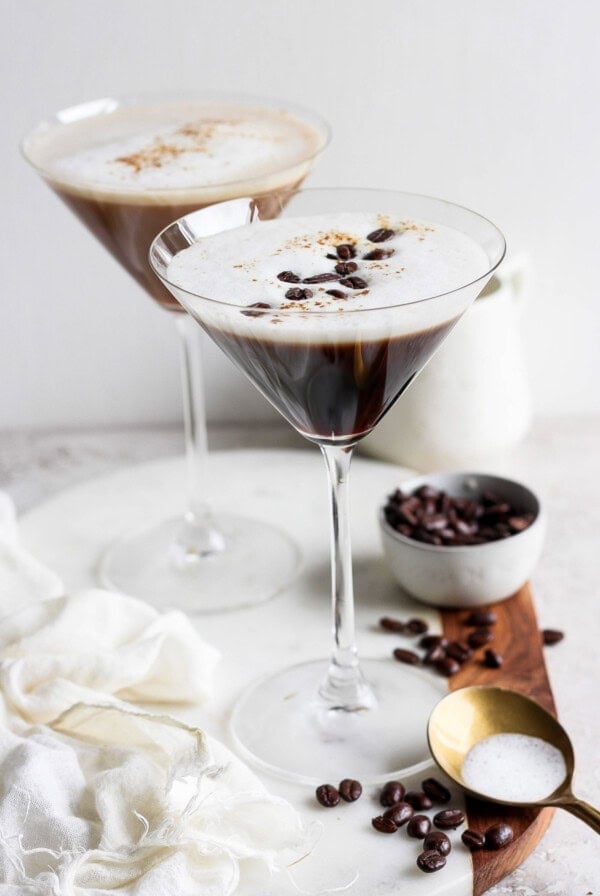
left=204, top=318, right=456, bottom=442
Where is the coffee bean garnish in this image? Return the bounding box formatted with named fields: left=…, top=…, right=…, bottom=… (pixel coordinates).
left=336, top=243, right=356, bottom=260
left=467, top=627, right=494, bottom=649
left=417, top=850, right=446, bottom=873
left=462, top=828, right=486, bottom=851
left=393, top=648, right=421, bottom=665
left=405, top=791, right=433, bottom=811
left=363, top=248, right=395, bottom=260
left=241, top=302, right=271, bottom=317
left=542, top=628, right=564, bottom=645
left=325, top=289, right=347, bottom=299
left=339, top=276, right=368, bottom=290
left=406, top=617, right=429, bottom=635
left=277, top=270, right=301, bottom=283
left=315, top=784, right=340, bottom=807
left=367, top=228, right=395, bottom=243
left=424, top=830, right=451, bottom=856
left=285, top=287, right=313, bottom=301
left=424, top=644, right=446, bottom=665
left=334, top=261, right=358, bottom=275
left=379, top=616, right=406, bottom=633
left=302, top=272, right=341, bottom=284
left=433, top=808, right=465, bottom=830
left=436, top=656, right=460, bottom=677
left=338, top=778, right=362, bottom=802
left=422, top=778, right=451, bottom=804
left=420, top=635, right=447, bottom=650
left=483, top=648, right=503, bottom=668
left=380, top=780, right=405, bottom=806
left=372, top=814, right=398, bottom=833
left=445, top=641, right=472, bottom=664
left=485, top=822, right=514, bottom=849
left=407, top=814, right=431, bottom=839
left=383, top=801, right=413, bottom=827
left=465, top=610, right=497, bottom=627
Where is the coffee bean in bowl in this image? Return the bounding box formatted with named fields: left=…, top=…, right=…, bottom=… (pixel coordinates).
left=379, top=472, right=545, bottom=607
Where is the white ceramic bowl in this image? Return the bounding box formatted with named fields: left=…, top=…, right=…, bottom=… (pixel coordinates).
left=379, top=472, right=545, bottom=608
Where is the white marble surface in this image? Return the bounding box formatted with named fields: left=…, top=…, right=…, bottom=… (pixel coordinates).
left=1, top=417, right=599, bottom=894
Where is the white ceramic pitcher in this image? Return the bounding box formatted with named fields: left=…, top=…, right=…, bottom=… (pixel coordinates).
left=362, top=257, right=532, bottom=471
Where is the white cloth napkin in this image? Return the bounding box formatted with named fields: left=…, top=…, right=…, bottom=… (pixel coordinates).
left=0, top=493, right=309, bottom=894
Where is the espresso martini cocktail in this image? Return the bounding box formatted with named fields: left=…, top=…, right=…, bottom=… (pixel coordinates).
left=151, top=188, right=506, bottom=783
left=22, top=94, right=329, bottom=612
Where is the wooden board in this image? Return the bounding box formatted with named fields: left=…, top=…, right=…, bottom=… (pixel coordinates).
left=441, top=583, right=556, bottom=895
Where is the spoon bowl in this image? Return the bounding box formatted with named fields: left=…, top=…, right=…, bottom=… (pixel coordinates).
left=428, top=686, right=600, bottom=833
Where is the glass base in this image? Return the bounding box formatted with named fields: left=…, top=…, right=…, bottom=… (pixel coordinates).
left=99, top=513, right=301, bottom=613
left=230, top=658, right=446, bottom=785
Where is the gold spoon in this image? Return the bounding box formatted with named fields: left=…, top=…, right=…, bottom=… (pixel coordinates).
left=427, top=685, right=600, bottom=834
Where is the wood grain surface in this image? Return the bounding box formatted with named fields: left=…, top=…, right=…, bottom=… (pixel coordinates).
left=441, top=583, right=556, bottom=895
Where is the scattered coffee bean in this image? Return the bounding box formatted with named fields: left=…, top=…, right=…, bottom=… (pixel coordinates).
left=542, top=628, right=564, bottom=645
left=465, top=610, right=498, bottom=627
left=407, top=814, right=431, bottom=839
left=445, top=641, right=473, bottom=664
left=325, top=289, right=347, bottom=299
left=363, top=247, right=395, bottom=260
left=436, top=656, right=460, bottom=677
left=302, top=272, right=341, bottom=284
left=383, top=801, right=414, bottom=827
left=241, top=302, right=271, bottom=317
left=338, top=778, right=362, bottom=802
left=424, top=644, right=446, bottom=665
left=424, top=830, right=451, bottom=856
left=338, top=275, right=368, bottom=290
left=372, top=814, right=398, bottom=833
left=277, top=270, right=300, bottom=283
left=467, top=627, right=494, bottom=649
left=379, top=616, right=406, bottom=632
left=420, top=635, right=448, bottom=650
left=483, top=648, right=503, bottom=668
left=485, top=822, right=514, bottom=849
left=406, top=617, right=429, bottom=635
left=393, top=648, right=421, bottom=665
left=417, top=850, right=446, bottom=873
left=462, top=828, right=486, bottom=851
left=380, top=780, right=405, bottom=806
left=336, top=243, right=357, bottom=260
left=405, top=791, right=433, bottom=811
left=334, top=261, right=358, bottom=275
left=367, top=227, right=395, bottom=243
left=422, top=778, right=451, bottom=804
left=433, top=808, right=465, bottom=830
left=285, top=287, right=313, bottom=301
left=315, top=784, right=339, bottom=807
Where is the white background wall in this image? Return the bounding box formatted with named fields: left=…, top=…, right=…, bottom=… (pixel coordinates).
left=3, top=0, right=600, bottom=431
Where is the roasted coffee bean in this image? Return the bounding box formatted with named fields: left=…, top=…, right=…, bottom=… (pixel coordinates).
left=406, top=617, right=429, bottom=635
left=315, top=784, right=340, bottom=807
left=379, top=616, right=406, bottom=633
left=380, top=780, right=405, bottom=806
left=367, top=227, right=395, bottom=243
left=424, top=830, right=451, bottom=856
left=393, top=648, right=421, bottom=665
left=338, top=778, right=362, bottom=802
left=465, top=609, right=498, bottom=627
left=445, top=641, right=472, bottom=664
left=325, top=289, right=347, bottom=299
left=422, top=778, right=451, bottom=804
left=436, top=656, right=460, bottom=677
left=334, top=261, right=358, bottom=275
left=302, top=272, right=341, bottom=284
left=542, top=628, right=564, bottom=645
left=407, top=815, right=431, bottom=839
left=336, top=243, right=357, bottom=260
left=363, top=247, right=395, bottom=260
left=420, top=635, right=448, bottom=650
left=372, top=814, right=397, bottom=833
left=424, top=644, right=446, bottom=665
left=285, top=287, right=313, bottom=301
left=483, top=648, right=503, bottom=668
left=338, top=275, right=368, bottom=290
left=277, top=270, right=300, bottom=283
left=383, top=801, right=413, bottom=827
left=508, top=514, right=534, bottom=531
left=467, top=627, right=494, bottom=649
left=485, top=822, right=514, bottom=849
left=325, top=253, right=338, bottom=260
left=433, top=808, right=465, bottom=830
left=416, top=850, right=446, bottom=873
left=241, top=302, right=271, bottom=317
left=462, top=828, right=486, bottom=851
left=405, top=791, right=433, bottom=811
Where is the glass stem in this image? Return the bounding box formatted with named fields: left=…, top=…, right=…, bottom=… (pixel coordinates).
left=173, top=313, right=225, bottom=560
left=319, top=443, right=375, bottom=711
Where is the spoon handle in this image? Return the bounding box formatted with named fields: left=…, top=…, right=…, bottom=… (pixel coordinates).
left=560, top=797, right=600, bottom=835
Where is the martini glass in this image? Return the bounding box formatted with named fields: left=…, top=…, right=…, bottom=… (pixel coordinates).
left=21, top=92, right=329, bottom=613
left=151, top=188, right=505, bottom=783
